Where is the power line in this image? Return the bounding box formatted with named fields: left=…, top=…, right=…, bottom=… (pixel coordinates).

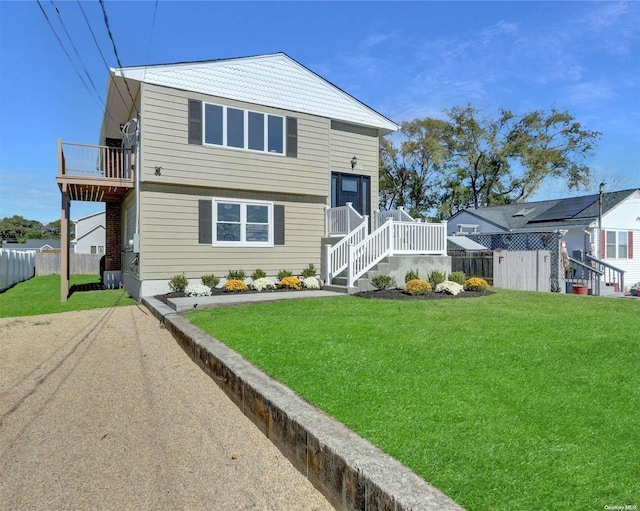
left=35, top=0, right=105, bottom=112
left=49, top=1, right=103, bottom=105
left=143, top=0, right=159, bottom=84
left=76, top=0, right=129, bottom=117
left=98, top=0, right=138, bottom=113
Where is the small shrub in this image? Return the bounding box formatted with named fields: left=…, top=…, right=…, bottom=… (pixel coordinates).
left=224, top=279, right=248, bottom=292
left=277, top=270, right=293, bottom=281
left=251, top=269, right=267, bottom=280
left=435, top=281, right=464, bottom=295
left=302, top=276, right=323, bottom=290
left=278, top=276, right=302, bottom=290
left=201, top=274, right=220, bottom=289
left=464, top=277, right=490, bottom=291
left=185, top=284, right=212, bottom=297
left=404, top=279, right=432, bottom=296
left=301, top=264, right=317, bottom=278
left=448, top=271, right=466, bottom=285
left=372, top=275, right=396, bottom=290
left=250, top=277, right=275, bottom=291
left=227, top=270, right=246, bottom=281
left=404, top=269, right=420, bottom=283
left=428, top=270, right=445, bottom=287
left=168, top=274, right=188, bottom=293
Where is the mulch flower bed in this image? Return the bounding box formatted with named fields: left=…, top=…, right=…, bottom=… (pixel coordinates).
left=354, top=289, right=493, bottom=300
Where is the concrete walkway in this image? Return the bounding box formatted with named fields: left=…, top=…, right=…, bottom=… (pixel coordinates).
left=166, top=289, right=344, bottom=312
left=0, top=305, right=333, bottom=511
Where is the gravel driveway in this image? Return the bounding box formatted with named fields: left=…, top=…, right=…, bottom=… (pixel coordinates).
left=0, top=305, right=333, bottom=510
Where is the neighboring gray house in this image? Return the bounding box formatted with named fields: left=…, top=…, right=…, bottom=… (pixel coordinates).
left=57, top=53, right=405, bottom=300
left=2, top=239, right=62, bottom=252
left=72, top=210, right=106, bottom=254
left=447, top=188, right=640, bottom=289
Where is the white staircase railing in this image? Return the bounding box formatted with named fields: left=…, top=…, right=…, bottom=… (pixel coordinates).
left=325, top=203, right=366, bottom=237
left=346, top=220, right=448, bottom=287
left=324, top=222, right=368, bottom=284
left=375, top=207, right=415, bottom=228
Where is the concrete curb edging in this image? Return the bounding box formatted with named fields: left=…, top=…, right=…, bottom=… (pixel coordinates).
left=142, top=297, right=465, bottom=511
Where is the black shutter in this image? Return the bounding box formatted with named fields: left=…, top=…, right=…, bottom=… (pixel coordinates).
left=286, top=117, right=297, bottom=158
left=198, top=200, right=212, bottom=244
left=274, top=205, right=285, bottom=245
left=188, top=99, right=203, bottom=145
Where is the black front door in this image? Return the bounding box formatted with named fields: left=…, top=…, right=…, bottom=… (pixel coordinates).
left=331, top=172, right=370, bottom=218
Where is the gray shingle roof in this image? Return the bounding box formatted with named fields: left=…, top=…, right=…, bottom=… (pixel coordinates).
left=457, top=188, right=638, bottom=231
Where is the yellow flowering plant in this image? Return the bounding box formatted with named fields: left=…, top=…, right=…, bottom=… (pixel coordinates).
left=404, top=279, right=432, bottom=295
left=278, top=276, right=302, bottom=290
left=464, top=277, right=490, bottom=291
left=224, top=279, right=248, bottom=292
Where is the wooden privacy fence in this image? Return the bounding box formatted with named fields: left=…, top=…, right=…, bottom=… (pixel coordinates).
left=0, top=249, right=36, bottom=291
left=36, top=253, right=102, bottom=276
left=493, top=250, right=551, bottom=292
left=451, top=254, right=493, bottom=284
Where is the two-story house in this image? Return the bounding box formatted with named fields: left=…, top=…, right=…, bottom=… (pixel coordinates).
left=57, top=53, right=401, bottom=300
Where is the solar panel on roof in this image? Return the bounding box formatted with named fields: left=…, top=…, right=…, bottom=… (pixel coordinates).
left=527, top=194, right=598, bottom=223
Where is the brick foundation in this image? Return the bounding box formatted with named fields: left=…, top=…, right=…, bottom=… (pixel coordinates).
left=105, top=202, right=122, bottom=271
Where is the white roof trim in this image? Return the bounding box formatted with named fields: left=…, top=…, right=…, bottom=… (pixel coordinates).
left=112, top=53, right=398, bottom=133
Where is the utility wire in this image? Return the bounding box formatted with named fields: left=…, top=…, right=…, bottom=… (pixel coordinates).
left=35, top=0, right=105, bottom=112
left=98, top=0, right=138, bottom=114
left=76, top=0, right=129, bottom=119
left=50, top=0, right=102, bottom=101
left=142, top=0, right=159, bottom=84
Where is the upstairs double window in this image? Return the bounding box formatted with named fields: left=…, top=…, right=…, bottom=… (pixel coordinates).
left=188, top=99, right=297, bottom=157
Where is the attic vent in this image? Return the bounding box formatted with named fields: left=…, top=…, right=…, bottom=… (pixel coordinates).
left=513, top=207, right=534, bottom=217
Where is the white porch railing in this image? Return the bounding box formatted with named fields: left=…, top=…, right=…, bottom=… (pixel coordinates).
left=324, top=222, right=368, bottom=283
left=586, top=254, right=625, bottom=294
left=325, top=203, right=367, bottom=237
left=345, top=220, right=448, bottom=287
left=375, top=207, right=415, bottom=228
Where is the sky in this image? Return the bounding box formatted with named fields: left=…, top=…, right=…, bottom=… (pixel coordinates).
left=1, top=0, right=639, bottom=224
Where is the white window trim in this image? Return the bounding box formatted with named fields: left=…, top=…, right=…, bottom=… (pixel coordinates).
left=203, top=102, right=286, bottom=156
left=605, top=229, right=629, bottom=259
left=212, top=198, right=274, bottom=247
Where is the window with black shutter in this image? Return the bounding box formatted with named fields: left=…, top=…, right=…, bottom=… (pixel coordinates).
left=198, top=200, right=212, bottom=244
left=188, top=99, right=203, bottom=145
left=286, top=117, right=297, bottom=158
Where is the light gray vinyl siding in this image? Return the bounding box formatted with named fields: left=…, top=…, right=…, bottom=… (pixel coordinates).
left=329, top=125, right=380, bottom=206
left=139, top=83, right=329, bottom=197
left=137, top=185, right=325, bottom=279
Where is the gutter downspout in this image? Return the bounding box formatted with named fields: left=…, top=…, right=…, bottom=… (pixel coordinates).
left=134, top=113, right=141, bottom=253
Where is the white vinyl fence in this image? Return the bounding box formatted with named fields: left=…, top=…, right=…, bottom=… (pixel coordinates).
left=0, top=249, right=36, bottom=292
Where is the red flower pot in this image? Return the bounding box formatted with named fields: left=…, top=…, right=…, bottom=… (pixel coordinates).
left=572, top=284, right=588, bottom=295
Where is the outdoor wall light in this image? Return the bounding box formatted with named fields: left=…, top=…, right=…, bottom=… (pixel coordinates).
left=154, top=166, right=162, bottom=176
left=351, top=156, right=357, bottom=169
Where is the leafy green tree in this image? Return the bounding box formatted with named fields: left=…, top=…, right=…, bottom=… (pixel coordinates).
left=379, top=105, right=601, bottom=220
left=439, top=105, right=600, bottom=217
left=0, top=215, right=43, bottom=242
left=379, top=118, right=448, bottom=218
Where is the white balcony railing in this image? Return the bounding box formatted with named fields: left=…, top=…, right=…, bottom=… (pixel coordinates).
left=325, top=203, right=366, bottom=237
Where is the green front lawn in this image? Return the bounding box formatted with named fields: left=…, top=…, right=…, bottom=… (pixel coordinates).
left=0, top=274, right=136, bottom=317
left=187, top=290, right=639, bottom=511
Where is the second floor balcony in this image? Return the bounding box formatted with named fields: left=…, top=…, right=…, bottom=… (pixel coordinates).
left=57, top=139, right=135, bottom=202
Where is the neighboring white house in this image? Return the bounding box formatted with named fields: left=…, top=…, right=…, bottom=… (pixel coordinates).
left=72, top=210, right=106, bottom=255
left=447, top=188, right=640, bottom=288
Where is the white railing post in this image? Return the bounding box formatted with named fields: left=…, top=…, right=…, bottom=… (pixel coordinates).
left=441, top=220, right=448, bottom=255
left=363, top=215, right=369, bottom=236
left=323, top=243, right=332, bottom=284
left=345, top=202, right=353, bottom=233
left=324, top=206, right=330, bottom=237
left=388, top=222, right=395, bottom=256
left=347, top=244, right=355, bottom=288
